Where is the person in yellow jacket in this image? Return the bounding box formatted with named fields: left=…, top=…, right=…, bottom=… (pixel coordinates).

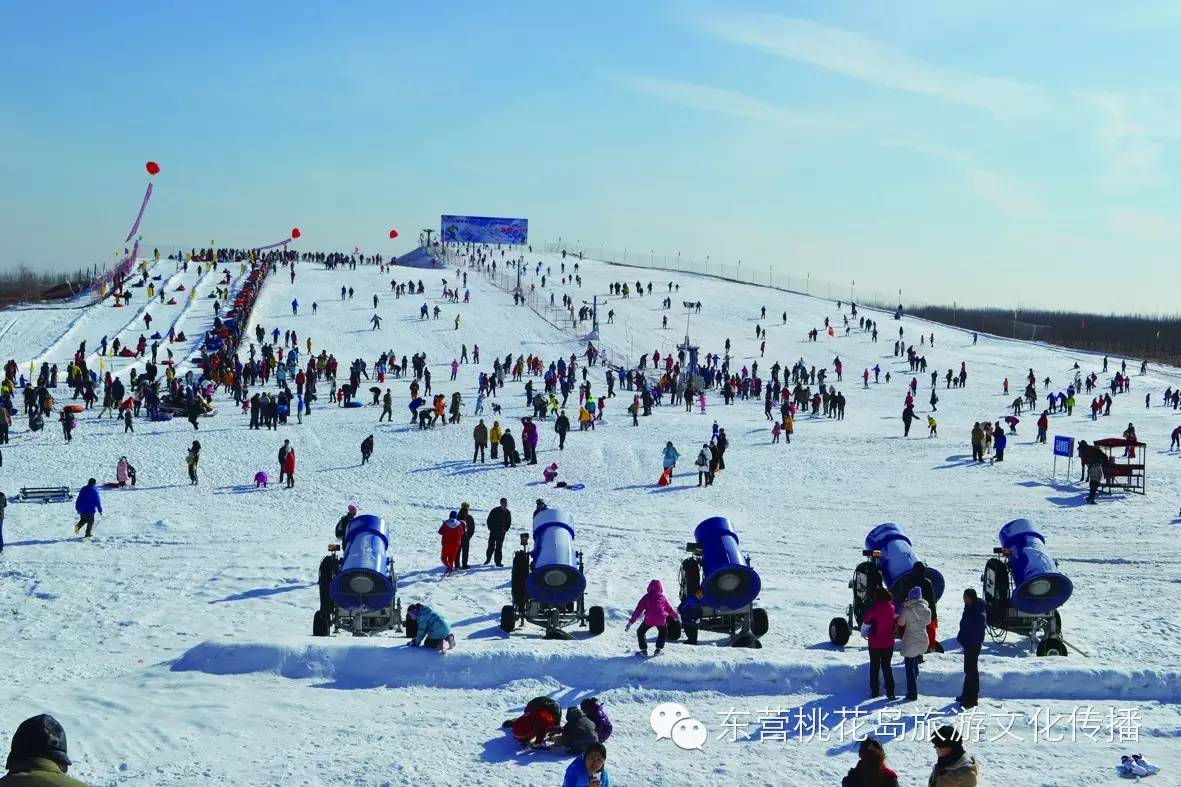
left=489, top=420, right=503, bottom=460
left=782, top=413, right=794, bottom=444
left=578, top=406, right=593, bottom=431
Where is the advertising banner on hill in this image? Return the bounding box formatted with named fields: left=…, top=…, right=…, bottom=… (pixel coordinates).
left=440, top=215, right=528, bottom=245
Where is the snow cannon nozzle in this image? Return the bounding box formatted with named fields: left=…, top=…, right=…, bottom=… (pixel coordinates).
left=329, top=515, right=395, bottom=612
left=693, top=517, right=762, bottom=610
left=525, top=509, right=587, bottom=606
left=997, top=519, right=1073, bottom=614
left=863, top=523, right=945, bottom=602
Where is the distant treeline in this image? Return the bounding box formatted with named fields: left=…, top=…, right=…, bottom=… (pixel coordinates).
left=0, top=265, right=91, bottom=306
left=905, top=304, right=1181, bottom=364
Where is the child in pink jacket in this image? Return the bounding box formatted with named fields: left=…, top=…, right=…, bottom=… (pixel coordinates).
left=625, top=580, right=679, bottom=656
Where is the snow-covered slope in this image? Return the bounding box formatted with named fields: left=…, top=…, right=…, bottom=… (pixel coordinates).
left=2, top=250, right=1179, bottom=786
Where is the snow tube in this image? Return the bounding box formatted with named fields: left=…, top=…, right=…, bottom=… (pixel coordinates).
left=64, top=404, right=84, bottom=414
left=344, top=400, right=363, bottom=409
left=150, top=412, right=173, bottom=422
left=174, top=332, right=187, bottom=342
left=119, top=348, right=136, bottom=357
left=175, top=285, right=186, bottom=292
left=150, top=332, right=162, bottom=340
left=166, top=298, right=178, bottom=305
left=161, top=359, right=174, bottom=366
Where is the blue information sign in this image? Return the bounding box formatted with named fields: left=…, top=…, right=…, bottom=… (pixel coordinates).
left=1052, top=435, right=1074, bottom=457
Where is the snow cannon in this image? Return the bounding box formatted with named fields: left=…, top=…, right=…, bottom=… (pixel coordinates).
left=827, top=523, right=944, bottom=647
left=981, top=519, right=1072, bottom=656
left=501, top=508, right=604, bottom=640
left=525, top=508, right=587, bottom=606
left=330, top=515, right=395, bottom=611
left=666, top=517, right=768, bottom=648
left=864, top=523, right=945, bottom=602
left=313, top=514, right=403, bottom=638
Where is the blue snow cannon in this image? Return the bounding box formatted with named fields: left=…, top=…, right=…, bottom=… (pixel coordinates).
left=526, top=509, right=587, bottom=606
left=313, top=513, right=403, bottom=637
left=695, top=516, right=762, bottom=610
left=669, top=517, right=767, bottom=648
left=864, top=523, right=946, bottom=602
left=503, top=508, right=604, bottom=639
left=828, top=523, right=944, bottom=647
left=331, top=515, right=395, bottom=611
left=982, top=519, right=1072, bottom=656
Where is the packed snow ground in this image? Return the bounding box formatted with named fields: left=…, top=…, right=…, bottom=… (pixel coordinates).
left=3, top=249, right=1181, bottom=786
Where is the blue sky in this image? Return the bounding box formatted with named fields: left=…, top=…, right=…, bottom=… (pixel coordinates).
left=1, top=1, right=1177, bottom=311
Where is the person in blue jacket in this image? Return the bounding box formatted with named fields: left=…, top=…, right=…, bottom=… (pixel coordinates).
left=407, top=603, right=455, bottom=653
left=562, top=742, right=609, bottom=787
left=955, top=588, right=988, bottom=708
left=662, top=441, right=679, bottom=470
left=992, top=422, right=1007, bottom=463
left=73, top=478, right=102, bottom=539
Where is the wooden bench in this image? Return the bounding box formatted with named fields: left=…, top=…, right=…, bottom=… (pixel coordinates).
left=19, top=486, right=73, bottom=504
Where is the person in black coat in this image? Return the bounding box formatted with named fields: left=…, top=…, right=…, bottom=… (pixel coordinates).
left=457, top=502, right=477, bottom=569
left=555, top=411, right=570, bottom=450
left=360, top=434, right=374, bottom=464
left=499, top=429, right=517, bottom=467
left=484, top=498, right=512, bottom=566
left=955, top=588, right=988, bottom=708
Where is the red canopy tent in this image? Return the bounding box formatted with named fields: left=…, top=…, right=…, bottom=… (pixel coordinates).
left=1093, top=437, right=1146, bottom=494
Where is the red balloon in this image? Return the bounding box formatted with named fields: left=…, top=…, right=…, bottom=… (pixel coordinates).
left=145, top=161, right=160, bottom=176
left=291, top=228, right=301, bottom=239
left=389, top=229, right=399, bottom=239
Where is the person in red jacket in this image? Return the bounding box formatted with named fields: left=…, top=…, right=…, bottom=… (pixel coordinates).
left=1036, top=411, right=1049, bottom=443
left=438, top=512, right=464, bottom=576
left=505, top=698, right=561, bottom=748
left=861, top=587, right=898, bottom=699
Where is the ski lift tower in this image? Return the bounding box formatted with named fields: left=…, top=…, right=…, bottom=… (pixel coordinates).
left=582, top=295, right=602, bottom=341
left=678, top=300, right=701, bottom=379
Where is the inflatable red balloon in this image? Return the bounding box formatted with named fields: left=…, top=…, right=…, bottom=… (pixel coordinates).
left=291, top=228, right=301, bottom=239
left=389, top=229, right=399, bottom=239
left=145, top=161, right=160, bottom=176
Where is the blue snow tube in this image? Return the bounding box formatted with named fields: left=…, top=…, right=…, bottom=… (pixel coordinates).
left=150, top=412, right=173, bottom=422
left=344, top=400, right=363, bottom=409
left=865, top=523, right=945, bottom=602
left=330, top=514, right=395, bottom=612
left=694, top=516, right=761, bottom=610
left=999, top=519, right=1072, bottom=614
left=526, top=508, right=586, bottom=606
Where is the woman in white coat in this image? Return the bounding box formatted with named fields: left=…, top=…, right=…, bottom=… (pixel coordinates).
left=897, top=586, right=932, bottom=701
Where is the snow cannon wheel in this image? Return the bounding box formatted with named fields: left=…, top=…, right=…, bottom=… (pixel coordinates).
left=499, top=605, right=517, bottom=634
left=312, top=610, right=329, bottom=637
left=404, top=613, right=418, bottom=641
left=317, top=555, right=338, bottom=615
left=751, top=607, right=769, bottom=637
left=829, top=617, right=851, bottom=647
left=587, top=605, right=605, bottom=636
left=731, top=631, right=760, bottom=649
left=1037, top=637, right=1068, bottom=657
left=666, top=619, right=682, bottom=642
left=511, top=551, right=529, bottom=606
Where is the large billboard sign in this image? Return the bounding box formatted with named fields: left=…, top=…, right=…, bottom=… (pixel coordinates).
left=440, top=215, right=528, bottom=245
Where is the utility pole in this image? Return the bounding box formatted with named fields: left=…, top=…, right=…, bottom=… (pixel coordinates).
left=583, top=295, right=601, bottom=340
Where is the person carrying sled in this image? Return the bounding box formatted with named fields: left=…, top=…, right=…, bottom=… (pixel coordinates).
left=625, top=579, right=679, bottom=656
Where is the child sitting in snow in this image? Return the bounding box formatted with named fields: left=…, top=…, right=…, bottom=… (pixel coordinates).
left=543, top=463, right=559, bottom=483
left=580, top=698, right=612, bottom=743
left=254, top=471, right=269, bottom=488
